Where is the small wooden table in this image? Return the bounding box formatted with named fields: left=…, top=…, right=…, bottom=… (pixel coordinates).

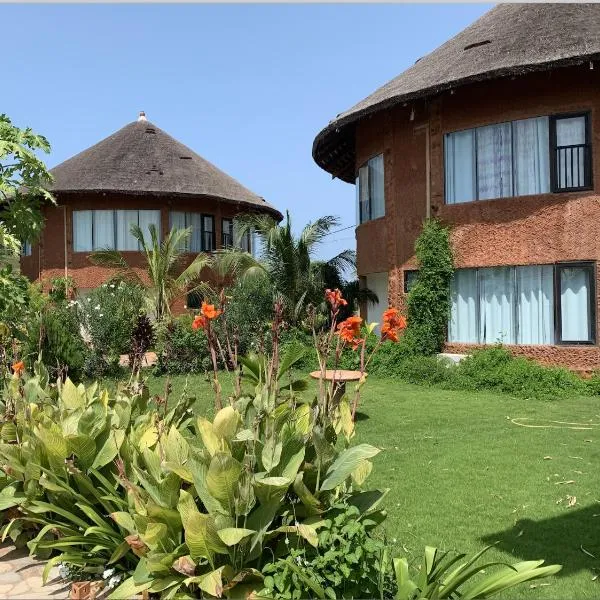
left=310, top=369, right=363, bottom=402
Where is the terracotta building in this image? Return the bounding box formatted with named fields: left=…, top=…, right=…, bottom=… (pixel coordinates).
left=313, top=4, right=600, bottom=371
left=21, top=112, right=281, bottom=306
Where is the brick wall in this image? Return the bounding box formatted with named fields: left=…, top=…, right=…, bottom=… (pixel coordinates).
left=353, top=64, right=600, bottom=369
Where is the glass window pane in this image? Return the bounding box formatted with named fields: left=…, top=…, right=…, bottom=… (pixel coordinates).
left=355, top=175, right=360, bottom=226
left=138, top=210, right=160, bottom=248
left=513, top=117, right=550, bottom=196
left=202, top=215, right=214, bottom=251
left=222, top=218, right=234, bottom=247
left=555, top=116, right=587, bottom=189
left=92, top=210, right=115, bottom=250
left=369, top=154, right=385, bottom=219
left=479, top=266, right=515, bottom=344
left=449, top=269, right=478, bottom=343
left=116, top=210, right=139, bottom=251
left=358, top=164, right=369, bottom=223
left=73, top=210, right=93, bottom=252
left=477, top=123, right=513, bottom=200
left=516, top=265, right=554, bottom=344
left=445, top=130, right=476, bottom=204
left=169, top=211, right=188, bottom=251
left=188, top=213, right=202, bottom=252
left=560, top=266, right=592, bottom=342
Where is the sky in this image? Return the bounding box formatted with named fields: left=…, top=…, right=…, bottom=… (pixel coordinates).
left=3, top=3, right=492, bottom=262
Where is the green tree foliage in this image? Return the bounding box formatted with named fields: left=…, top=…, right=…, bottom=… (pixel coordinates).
left=214, top=212, right=355, bottom=325
left=403, top=219, right=454, bottom=355
left=89, top=225, right=212, bottom=322
left=0, top=114, right=53, bottom=256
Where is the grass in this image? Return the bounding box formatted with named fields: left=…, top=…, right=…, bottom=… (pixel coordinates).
left=141, top=371, right=600, bottom=599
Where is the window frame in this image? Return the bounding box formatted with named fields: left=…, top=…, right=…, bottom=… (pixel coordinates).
left=356, top=153, right=385, bottom=224
left=443, top=111, right=593, bottom=205
left=403, top=269, right=419, bottom=294
left=449, top=261, right=597, bottom=346
left=201, top=214, right=215, bottom=252
left=549, top=112, right=593, bottom=193
left=222, top=218, right=234, bottom=248
left=554, top=261, right=596, bottom=345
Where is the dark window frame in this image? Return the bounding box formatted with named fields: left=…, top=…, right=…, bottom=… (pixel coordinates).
left=201, top=214, right=215, bottom=252
left=403, top=269, right=419, bottom=294
left=449, top=262, right=597, bottom=346
left=356, top=153, right=385, bottom=224
left=554, top=261, right=596, bottom=345
left=222, top=218, right=234, bottom=248
left=549, top=112, right=593, bottom=193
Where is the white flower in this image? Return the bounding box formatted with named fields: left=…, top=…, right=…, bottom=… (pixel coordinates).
left=108, top=575, right=122, bottom=589
left=99, top=314, right=104, bottom=317
left=110, top=284, right=115, bottom=288
left=87, top=298, right=91, bottom=302
left=94, top=305, right=101, bottom=311
left=103, top=568, right=115, bottom=580
left=58, top=564, right=70, bottom=579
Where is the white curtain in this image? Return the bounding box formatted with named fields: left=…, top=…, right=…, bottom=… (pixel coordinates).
left=169, top=211, right=188, bottom=250
left=92, top=210, right=114, bottom=250
left=449, top=269, right=478, bottom=343
left=366, top=272, right=388, bottom=334
left=513, top=117, right=550, bottom=196
left=444, top=130, right=476, bottom=204
left=560, top=266, right=591, bottom=342
left=138, top=210, right=160, bottom=248
left=187, top=213, right=201, bottom=252
left=556, top=116, right=586, bottom=189
left=517, top=265, right=554, bottom=344
left=202, top=215, right=214, bottom=251
left=358, top=164, right=369, bottom=223
left=73, top=210, right=93, bottom=252
left=477, top=123, right=513, bottom=200
left=369, top=154, right=385, bottom=219
left=479, top=267, right=515, bottom=344
left=116, top=210, right=139, bottom=251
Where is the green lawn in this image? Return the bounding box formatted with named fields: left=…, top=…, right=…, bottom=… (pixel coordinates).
left=142, top=372, right=600, bottom=599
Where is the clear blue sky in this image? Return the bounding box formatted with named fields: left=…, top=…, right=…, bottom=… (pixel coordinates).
left=4, top=3, right=491, bottom=262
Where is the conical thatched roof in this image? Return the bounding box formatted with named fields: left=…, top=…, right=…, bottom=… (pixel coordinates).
left=313, top=3, right=600, bottom=182
left=50, top=115, right=282, bottom=219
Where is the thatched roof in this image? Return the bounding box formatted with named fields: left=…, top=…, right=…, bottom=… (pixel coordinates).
left=50, top=114, right=282, bottom=219
left=313, top=4, right=600, bottom=183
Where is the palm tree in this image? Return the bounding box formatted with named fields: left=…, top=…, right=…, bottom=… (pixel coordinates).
left=214, top=211, right=356, bottom=324
left=89, top=225, right=212, bottom=322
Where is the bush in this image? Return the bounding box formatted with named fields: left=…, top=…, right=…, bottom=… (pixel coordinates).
left=154, top=314, right=212, bottom=374
left=78, top=279, right=145, bottom=360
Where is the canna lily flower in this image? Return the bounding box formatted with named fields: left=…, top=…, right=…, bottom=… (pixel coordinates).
left=380, top=307, right=407, bottom=343
left=336, top=316, right=363, bottom=350
left=325, top=288, right=348, bottom=309
left=11, top=361, right=25, bottom=376
left=192, top=315, right=207, bottom=330
left=201, top=302, right=222, bottom=320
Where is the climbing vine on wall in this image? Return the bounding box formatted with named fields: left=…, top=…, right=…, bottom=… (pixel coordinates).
left=403, top=218, right=454, bottom=356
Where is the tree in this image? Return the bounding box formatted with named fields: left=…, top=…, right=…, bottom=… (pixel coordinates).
left=89, top=225, right=212, bottom=322
left=0, top=114, right=53, bottom=257
left=214, top=211, right=355, bottom=324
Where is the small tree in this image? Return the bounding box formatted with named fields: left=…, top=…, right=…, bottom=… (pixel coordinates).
left=0, top=114, right=53, bottom=257
left=403, top=218, right=454, bottom=355
left=89, top=225, right=212, bottom=322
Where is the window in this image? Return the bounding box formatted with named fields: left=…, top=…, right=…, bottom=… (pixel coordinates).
left=550, top=114, right=592, bottom=192
left=449, top=263, right=595, bottom=345
left=186, top=290, right=202, bottom=310
left=240, top=229, right=253, bottom=254
left=222, top=218, right=234, bottom=248
left=403, top=270, right=419, bottom=294
left=73, top=209, right=160, bottom=252
left=169, top=212, right=214, bottom=252
left=445, top=115, right=558, bottom=203
left=356, top=154, right=384, bottom=224
left=22, top=241, right=32, bottom=257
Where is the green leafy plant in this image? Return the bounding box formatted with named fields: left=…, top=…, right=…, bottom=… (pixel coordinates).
left=260, top=501, right=391, bottom=600
left=393, top=545, right=561, bottom=600
left=403, top=219, right=454, bottom=356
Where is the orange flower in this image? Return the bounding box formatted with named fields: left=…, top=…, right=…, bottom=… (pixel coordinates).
left=380, top=307, right=406, bottom=343
left=11, top=361, right=24, bottom=376
left=192, top=315, right=207, bottom=330
left=325, top=288, right=348, bottom=308
left=336, top=316, right=363, bottom=350
left=201, top=302, right=222, bottom=320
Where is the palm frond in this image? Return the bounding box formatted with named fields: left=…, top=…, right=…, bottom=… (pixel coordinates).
left=300, top=215, right=340, bottom=249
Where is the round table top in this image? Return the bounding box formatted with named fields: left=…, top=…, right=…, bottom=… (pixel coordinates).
left=309, top=369, right=364, bottom=382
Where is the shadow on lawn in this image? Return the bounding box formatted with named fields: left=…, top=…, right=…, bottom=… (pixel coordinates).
left=481, top=504, right=600, bottom=577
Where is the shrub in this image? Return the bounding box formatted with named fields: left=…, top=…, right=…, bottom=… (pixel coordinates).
left=154, top=315, right=213, bottom=374
left=261, top=502, right=392, bottom=599
left=404, top=219, right=454, bottom=356
left=78, top=279, right=145, bottom=360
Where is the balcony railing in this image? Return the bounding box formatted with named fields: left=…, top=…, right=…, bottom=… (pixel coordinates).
left=554, top=143, right=592, bottom=192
